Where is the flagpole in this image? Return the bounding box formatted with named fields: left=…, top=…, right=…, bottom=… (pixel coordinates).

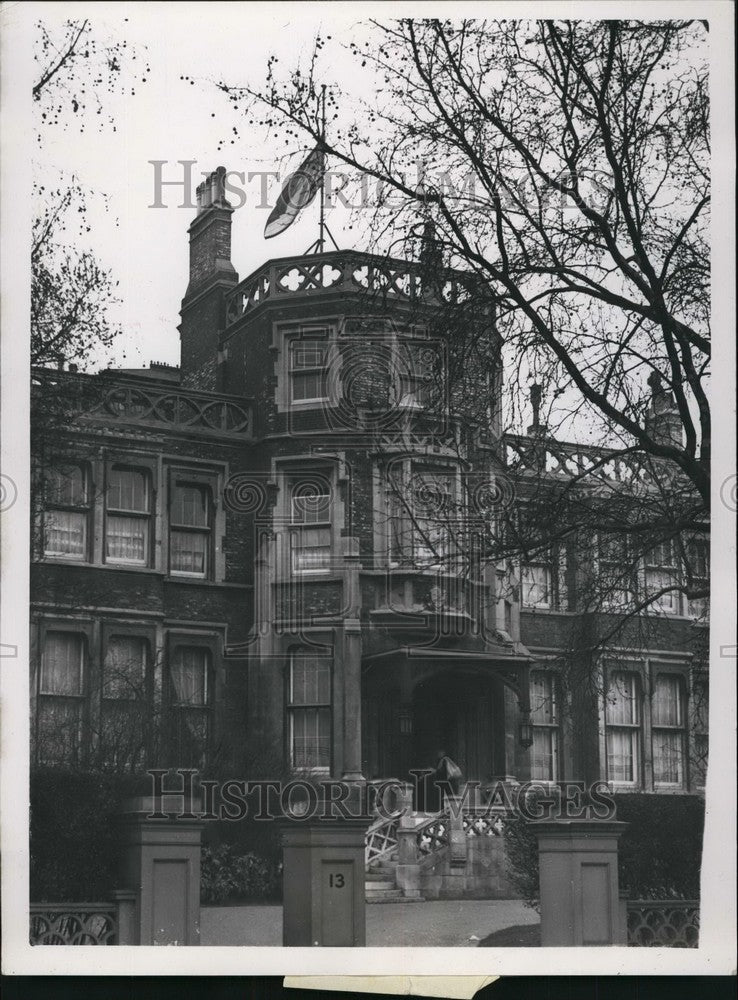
left=319, top=84, right=326, bottom=253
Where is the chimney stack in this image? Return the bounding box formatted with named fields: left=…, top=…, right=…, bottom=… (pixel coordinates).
left=186, top=166, right=237, bottom=296
left=179, top=166, right=239, bottom=390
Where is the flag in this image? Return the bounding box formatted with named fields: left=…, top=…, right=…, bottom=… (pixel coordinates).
left=264, top=145, right=325, bottom=239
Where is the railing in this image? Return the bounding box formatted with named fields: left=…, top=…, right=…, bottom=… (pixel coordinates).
left=225, top=251, right=484, bottom=325
left=626, top=899, right=700, bottom=947
left=30, top=903, right=118, bottom=945
left=365, top=813, right=400, bottom=870
left=504, top=433, right=654, bottom=487
left=31, top=369, right=252, bottom=440
left=415, top=814, right=449, bottom=860
left=463, top=811, right=506, bottom=837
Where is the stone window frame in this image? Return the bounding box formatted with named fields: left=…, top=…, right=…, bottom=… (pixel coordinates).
left=650, top=671, right=688, bottom=790
left=600, top=656, right=695, bottom=793
left=34, top=619, right=93, bottom=768
left=41, top=460, right=93, bottom=563
left=271, top=456, right=345, bottom=583
left=164, top=465, right=224, bottom=582
left=285, top=645, right=333, bottom=774
left=520, top=549, right=557, bottom=611
left=103, top=456, right=158, bottom=570
left=603, top=661, right=644, bottom=789
left=164, top=629, right=222, bottom=769
left=529, top=668, right=561, bottom=782
left=272, top=318, right=339, bottom=414
left=379, top=454, right=463, bottom=572
left=592, top=530, right=709, bottom=619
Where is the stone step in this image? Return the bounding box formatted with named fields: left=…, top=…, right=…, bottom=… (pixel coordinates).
left=365, top=879, right=395, bottom=890
left=366, top=871, right=397, bottom=882
left=365, top=890, right=406, bottom=902
left=365, top=891, right=425, bottom=903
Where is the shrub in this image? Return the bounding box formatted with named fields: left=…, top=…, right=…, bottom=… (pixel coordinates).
left=503, top=816, right=541, bottom=909
left=504, top=793, right=705, bottom=907
left=200, top=844, right=281, bottom=903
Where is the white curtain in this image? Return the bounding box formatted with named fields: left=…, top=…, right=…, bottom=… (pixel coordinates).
left=606, top=729, right=636, bottom=783
left=171, top=648, right=207, bottom=705
left=106, top=515, right=147, bottom=562
left=41, top=632, right=83, bottom=695
left=45, top=510, right=86, bottom=557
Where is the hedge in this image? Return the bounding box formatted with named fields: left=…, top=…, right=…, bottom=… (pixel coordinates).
left=30, top=768, right=145, bottom=902
left=505, top=793, right=705, bottom=908
left=30, top=768, right=283, bottom=903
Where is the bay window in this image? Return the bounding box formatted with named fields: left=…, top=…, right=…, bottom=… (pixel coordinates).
left=37, top=631, right=85, bottom=764
left=605, top=671, right=640, bottom=785
left=170, top=480, right=211, bottom=577
left=652, top=673, right=685, bottom=788
left=106, top=466, right=151, bottom=565
left=43, top=464, right=90, bottom=560
left=288, top=650, right=331, bottom=771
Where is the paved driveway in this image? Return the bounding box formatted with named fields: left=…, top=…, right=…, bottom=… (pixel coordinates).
left=201, top=900, right=539, bottom=947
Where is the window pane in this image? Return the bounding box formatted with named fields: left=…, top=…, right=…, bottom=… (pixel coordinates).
left=100, top=702, right=146, bottom=770
left=522, top=564, right=552, bottom=608
left=530, top=672, right=556, bottom=724
left=648, top=540, right=676, bottom=568
left=291, top=343, right=327, bottom=370
left=37, top=698, right=82, bottom=764
left=291, top=370, right=327, bottom=401
left=104, top=637, right=147, bottom=699
left=108, top=468, right=148, bottom=512
left=606, top=728, right=637, bottom=783
left=291, top=527, right=331, bottom=573
left=645, top=568, right=679, bottom=611
left=606, top=672, right=638, bottom=724
left=291, top=706, right=331, bottom=769
left=171, top=707, right=209, bottom=767
left=44, top=510, right=87, bottom=558
left=41, top=632, right=83, bottom=695
left=291, top=483, right=331, bottom=524
left=47, top=465, right=86, bottom=506
left=106, top=515, right=148, bottom=563
left=653, top=730, right=683, bottom=785
left=171, top=648, right=208, bottom=706
left=290, top=654, right=331, bottom=705
left=170, top=530, right=208, bottom=575
left=652, top=675, right=681, bottom=726
left=531, top=727, right=558, bottom=781
left=171, top=484, right=208, bottom=527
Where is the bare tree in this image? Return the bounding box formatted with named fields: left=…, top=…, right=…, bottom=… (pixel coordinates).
left=32, top=18, right=149, bottom=370
left=219, top=18, right=709, bottom=499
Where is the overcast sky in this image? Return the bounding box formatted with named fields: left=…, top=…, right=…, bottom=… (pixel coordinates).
left=27, top=3, right=374, bottom=371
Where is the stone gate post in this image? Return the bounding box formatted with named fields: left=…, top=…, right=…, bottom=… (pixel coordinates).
left=117, top=796, right=204, bottom=946
left=533, top=819, right=628, bottom=946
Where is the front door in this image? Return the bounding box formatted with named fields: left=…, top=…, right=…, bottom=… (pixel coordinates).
left=411, top=672, right=495, bottom=788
